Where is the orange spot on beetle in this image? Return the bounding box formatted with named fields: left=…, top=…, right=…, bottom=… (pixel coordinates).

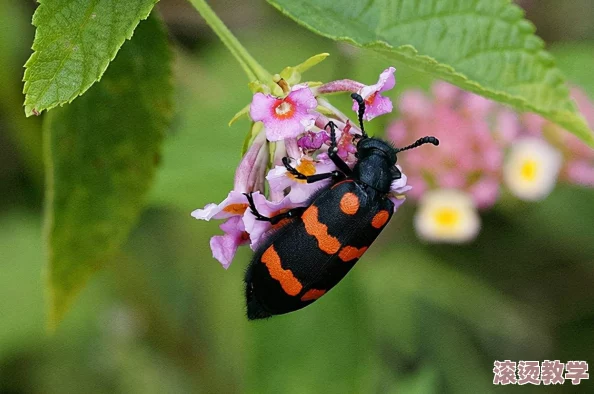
left=340, top=192, right=359, bottom=215
left=338, top=246, right=368, bottom=262
left=371, top=210, right=390, bottom=229
left=261, top=245, right=302, bottom=296
left=301, top=289, right=326, bottom=301
left=302, top=206, right=341, bottom=254
left=223, top=203, right=249, bottom=215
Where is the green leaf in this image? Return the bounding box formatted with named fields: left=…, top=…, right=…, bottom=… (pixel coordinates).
left=23, top=0, right=159, bottom=117
left=44, top=14, right=173, bottom=328
left=266, top=0, right=594, bottom=147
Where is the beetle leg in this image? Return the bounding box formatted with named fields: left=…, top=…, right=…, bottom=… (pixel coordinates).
left=282, top=157, right=344, bottom=183
left=243, top=193, right=305, bottom=224
left=282, top=157, right=307, bottom=180
left=325, top=121, right=353, bottom=176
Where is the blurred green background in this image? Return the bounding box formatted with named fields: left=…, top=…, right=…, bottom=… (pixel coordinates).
left=1, top=1, right=594, bottom=393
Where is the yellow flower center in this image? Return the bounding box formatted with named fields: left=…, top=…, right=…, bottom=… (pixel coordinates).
left=520, top=159, right=538, bottom=182
left=433, top=208, right=460, bottom=228
left=288, top=159, right=316, bottom=183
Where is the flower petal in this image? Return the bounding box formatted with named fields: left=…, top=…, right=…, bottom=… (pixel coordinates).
left=242, top=193, right=298, bottom=250
left=249, top=93, right=277, bottom=122
left=209, top=216, right=248, bottom=269
left=414, top=189, right=481, bottom=243
left=191, top=190, right=250, bottom=221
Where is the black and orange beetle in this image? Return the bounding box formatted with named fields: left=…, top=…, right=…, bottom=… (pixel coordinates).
left=244, top=93, right=438, bottom=319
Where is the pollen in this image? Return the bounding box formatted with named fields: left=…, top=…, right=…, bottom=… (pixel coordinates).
left=273, top=99, right=295, bottom=119
left=288, top=159, right=317, bottom=183
left=223, top=203, right=249, bottom=214
left=365, top=92, right=377, bottom=105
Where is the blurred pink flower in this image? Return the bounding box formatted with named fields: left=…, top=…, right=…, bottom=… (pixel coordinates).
left=388, top=82, right=505, bottom=209
left=554, top=88, right=594, bottom=186
left=517, top=87, right=594, bottom=187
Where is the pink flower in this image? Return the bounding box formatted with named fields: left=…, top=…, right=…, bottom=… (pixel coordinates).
left=191, top=191, right=253, bottom=269
left=388, top=82, right=504, bottom=210
left=315, top=120, right=358, bottom=165
left=317, top=67, right=396, bottom=121
left=266, top=158, right=337, bottom=203
left=242, top=193, right=299, bottom=249
left=517, top=87, right=594, bottom=187
left=191, top=190, right=250, bottom=221
left=352, top=67, right=396, bottom=121
left=249, top=83, right=317, bottom=141
left=193, top=67, right=406, bottom=268
left=557, top=88, right=594, bottom=186
left=233, top=129, right=268, bottom=193
left=210, top=216, right=249, bottom=269
left=297, top=130, right=329, bottom=150
left=388, top=167, right=412, bottom=210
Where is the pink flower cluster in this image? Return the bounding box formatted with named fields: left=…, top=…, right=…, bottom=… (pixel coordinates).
left=389, top=82, right=504, bottom=209
left=192, top=68, right=404, bottom=268
left=388, top=81, right=594, bottom=242
left=521, top=88, right=594, bottom=187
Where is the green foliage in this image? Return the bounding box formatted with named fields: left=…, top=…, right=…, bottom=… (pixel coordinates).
left=266, top=0, right=594, bottom=147
left=0, top=213, right=44, bottom=356
left=43, top=14, right=172, bottom=327
left=23, top=0, right=159, bottom=117
left=551, top=41, right=594, bottom=96
left=247, top=280, right=372, bottom=393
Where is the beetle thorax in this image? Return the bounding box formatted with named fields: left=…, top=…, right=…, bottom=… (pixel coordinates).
left=353, top=138, right=397, bottom=193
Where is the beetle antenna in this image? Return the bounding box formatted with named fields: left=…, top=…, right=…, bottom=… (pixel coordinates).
left=396, top=136, right=439, bottom=153
left=350, top=93, right=368, bottom=139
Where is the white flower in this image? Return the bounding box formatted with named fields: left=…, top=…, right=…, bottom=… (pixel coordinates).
left=414, top=189, right=480, bottom=243
left=503, top=137, right=562, bottom=201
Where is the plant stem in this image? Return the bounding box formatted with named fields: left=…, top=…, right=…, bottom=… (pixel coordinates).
left=188, top=0, right=271, bottom=82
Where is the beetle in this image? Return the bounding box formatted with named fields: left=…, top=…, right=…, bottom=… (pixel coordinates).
left=243, top=93, right=438, bottom=319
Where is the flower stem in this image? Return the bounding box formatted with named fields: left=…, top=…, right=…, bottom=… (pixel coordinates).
left=188, top=0, right=271, bottom=82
